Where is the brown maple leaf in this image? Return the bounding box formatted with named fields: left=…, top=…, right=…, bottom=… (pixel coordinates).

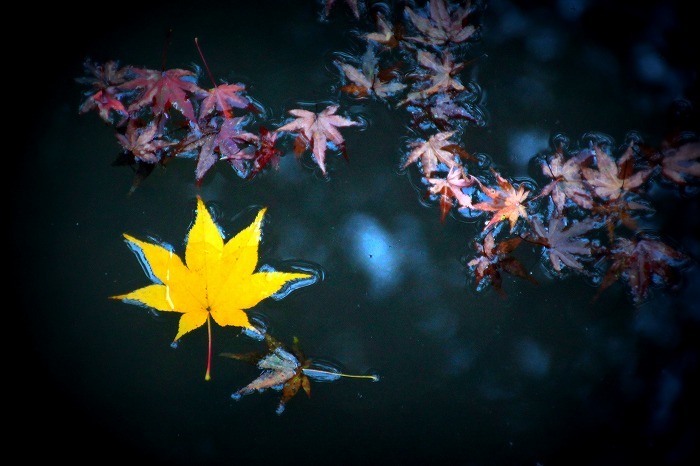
left=594, top=234, right=689, bottom=304
left=335, top=44, right=406, bottom=100
left=471, top=168, right=531, bottom=233
left=224, top=334, right=311, bottom=415
left=591, top=195, right=655, bottom=241
left=223, top=334, right=378, bottom=414
left=467, top=231, right=537, bottom=296
left=275, top=104, right=359, bottom=176
left=336, top=61, right=406, bottom=99
left=659, top=141, right=700, bottom=185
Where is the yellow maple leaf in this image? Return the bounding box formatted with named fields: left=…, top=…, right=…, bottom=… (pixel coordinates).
left=110, top=196, right=313, bottom=380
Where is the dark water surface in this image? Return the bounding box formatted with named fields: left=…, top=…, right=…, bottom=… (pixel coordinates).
left=15, top=1, right=699, bottom=464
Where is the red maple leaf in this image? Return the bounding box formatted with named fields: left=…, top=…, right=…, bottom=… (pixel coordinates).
left=467, top=231, right=537, bottom=296
left=76, top=59, right=129, bottom=125
left=249, top=127, right=283, bottom=179
left=595, top=234, right=689, bottom=304
left=275, top=104, right=359, bottom=176
left=471, top=168, right=531, bottom=233
left=119, top=67, right=204, bottom=122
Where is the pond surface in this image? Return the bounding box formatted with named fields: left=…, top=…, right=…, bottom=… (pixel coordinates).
left=15, top=0, right=699, bottom=464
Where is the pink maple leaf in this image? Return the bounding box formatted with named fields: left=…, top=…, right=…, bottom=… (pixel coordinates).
left=181, top=116, right=258, bottom=184
left=536, top=149, right=593, bottom=212
left=403, top=130, right=464, bottom=176
left=425, top=165, right=475, bottom=222
left=581, top=143, right=652, bottom=200
left=528, top=215, right=597, bottom=273
left=404, top=0, right=478, bottom=46
left=275, top=104, right=359, bottom=176
left=198, top=82, right=256, bottom=120
left=400, top=50, right=466, bottom=105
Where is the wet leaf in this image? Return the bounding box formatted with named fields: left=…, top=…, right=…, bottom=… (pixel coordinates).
left=528, top=215, right=597, bottom=273
left=594, top=233, right=689, bottom=304
left=119, top=66, right=205, bottom=122
left=467, top=231, right=537, bottom=296
left=111, top=196, right=314, bottom=380
left=223, top=335, right=378, bottom=414
left=404, top=0, right=479, bottom=46
left=471, top=168, right=531, bottom=233
left=660, top=141, right=700, bottom=185
left=275, top=104, right=359, bottom=176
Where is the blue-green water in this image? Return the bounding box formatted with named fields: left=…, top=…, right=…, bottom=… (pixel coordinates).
left=15, top=1, right=699, bottom=463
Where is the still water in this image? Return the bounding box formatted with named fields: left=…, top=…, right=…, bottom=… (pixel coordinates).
left=16, top=0, right=699, bottom=464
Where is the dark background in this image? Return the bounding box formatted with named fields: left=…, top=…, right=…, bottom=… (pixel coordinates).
left=13, top=1, right=699, bottom=464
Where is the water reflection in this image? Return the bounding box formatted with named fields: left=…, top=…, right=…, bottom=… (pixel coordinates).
left=341, top=212, right=406, bottom=297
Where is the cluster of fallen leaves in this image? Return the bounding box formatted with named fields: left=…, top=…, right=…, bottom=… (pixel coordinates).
left=94, top=2, right=699, bottom=407
left=463, top=133, right=697, bottom=303
left=77, top=40, right=360, bottom=192
left=112, top=196, right=377, bottom=413
left=326, top=0, right=698, bottom=304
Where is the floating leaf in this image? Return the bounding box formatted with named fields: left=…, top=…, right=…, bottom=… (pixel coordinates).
left=223, top=335, right=378, bottom=414
left=111, top=196, right=315, bottom=380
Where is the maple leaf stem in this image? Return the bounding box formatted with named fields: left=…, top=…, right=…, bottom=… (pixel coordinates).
left=205, top=314, right=213, bottom=381
left=194, top=37, right=219, bottom=89
left=303, top=368, right=380, bottom=382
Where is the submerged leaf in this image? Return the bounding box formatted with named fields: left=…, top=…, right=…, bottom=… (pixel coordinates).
left=223, top=335, right=378, bottom=414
